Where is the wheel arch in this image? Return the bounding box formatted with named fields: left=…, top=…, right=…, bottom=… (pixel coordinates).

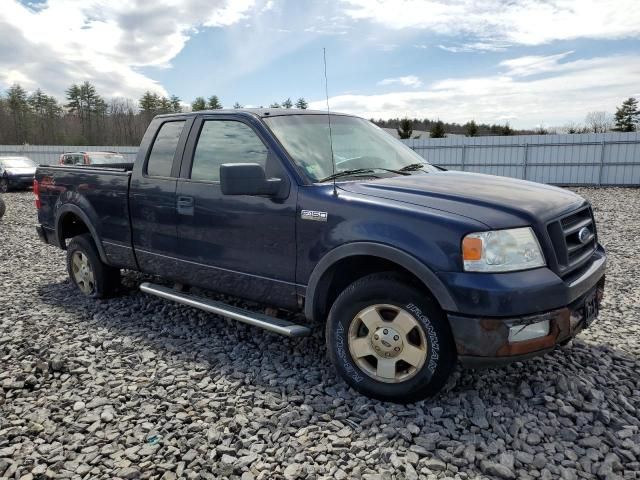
left=304, top=242, right=458, bottom=322
left=55, top=204, right=109, bottom=264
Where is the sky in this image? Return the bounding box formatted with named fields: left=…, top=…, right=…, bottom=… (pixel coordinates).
left=1, top=0, right=639, bottom=128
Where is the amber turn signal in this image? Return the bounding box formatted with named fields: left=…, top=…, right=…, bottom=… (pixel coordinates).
left=462, top=237, right=483, bottom=261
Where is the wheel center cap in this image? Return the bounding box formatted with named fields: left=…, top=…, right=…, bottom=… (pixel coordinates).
left=371, top=327, right=403, bottom=358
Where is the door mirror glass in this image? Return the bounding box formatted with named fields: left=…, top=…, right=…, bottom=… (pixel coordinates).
left=219, top=163, right=282, bottom=197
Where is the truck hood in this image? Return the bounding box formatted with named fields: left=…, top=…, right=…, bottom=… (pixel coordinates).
left=339, top=171, right=585, bottom=229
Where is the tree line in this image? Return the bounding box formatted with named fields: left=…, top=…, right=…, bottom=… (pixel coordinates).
left=387, top=97, right=639, bottom=139
left=1, top=80, right=637, bottom=145
left=0, top=82, right=310, bottom=146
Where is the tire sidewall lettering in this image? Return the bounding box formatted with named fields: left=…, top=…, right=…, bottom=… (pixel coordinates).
left=405, top=302, right=440, bottom=374
left=335, top=323, right=364, bottom=383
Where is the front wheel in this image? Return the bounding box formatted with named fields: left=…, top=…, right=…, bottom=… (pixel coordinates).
left=66, top=234, right=121, bottom=298
left=0, top=178, right=9, bottom=193
left=326, top=273, right=456, bottom=403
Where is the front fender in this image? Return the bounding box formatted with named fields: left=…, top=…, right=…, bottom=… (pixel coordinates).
left=304, top=242, right=458, bottom=321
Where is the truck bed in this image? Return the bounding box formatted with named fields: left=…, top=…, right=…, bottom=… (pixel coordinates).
left=36, top=164, right=137, bottom=270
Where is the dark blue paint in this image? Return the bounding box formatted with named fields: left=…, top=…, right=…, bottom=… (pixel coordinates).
left=35, top=110, right=606, bottom=328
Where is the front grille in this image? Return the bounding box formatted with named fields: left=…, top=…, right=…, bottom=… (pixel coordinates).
left=547, top=206, right=597, bottom=277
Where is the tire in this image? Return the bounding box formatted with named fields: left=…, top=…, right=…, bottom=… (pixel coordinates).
left=66, top=234, right=121, bottom=298
left=326, top=272, right=456, bottom=403
left=0, top=196, right=5, bottom=220
left=0, top=178, right=8, bottom=193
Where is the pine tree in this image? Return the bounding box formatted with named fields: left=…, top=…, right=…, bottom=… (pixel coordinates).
left=396, top=117, right=413, bottom=139
left=29, top=89, right=61, bottom=143
left=191, top=97, right=206, bottom=111
left=7, top=84, right=30, bottom=143
left=500, top=123, right=513, bottom=136
left=169, top=95, right=182, bottom=113
left=139, top=91, right=159, bottom=117
left=282, top=98, right=293, bottom=109
left=64, top=82, right=105, bottom=142
left=464, top=120, right=478, bottom=137
left=207, top=95, right=223, bottom=109
left=158, top=97, right=172, bottom=114
left=233, top=102, right=243, bottom=109
left=429, top=120, right=446, bottom=138
left=295, top=97, right=308, bottom=109
left=613, top=97, right=639, bottom=132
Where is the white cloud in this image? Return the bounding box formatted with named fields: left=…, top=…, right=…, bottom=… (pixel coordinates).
left=378, top=75, right=423, bottom=88
left=311, top=54, right=640, bottom=128
left=439, top=42, right=510, bottom=53
left=499, top=51, right=574, bottom=77
left=0, top=0, right=256, bottom=99
left=342, top=0, right=640, bottom=46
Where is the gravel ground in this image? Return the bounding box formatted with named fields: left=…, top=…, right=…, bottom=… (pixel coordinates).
left=1, top=188, right=639, bottom=480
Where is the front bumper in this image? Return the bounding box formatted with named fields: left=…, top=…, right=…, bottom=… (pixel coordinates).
left=446, top=246, right=606, bottom=368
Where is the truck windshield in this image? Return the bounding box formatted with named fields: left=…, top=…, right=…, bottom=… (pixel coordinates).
left=263, top=114, right=435, bottom=182
left=1, top=157, right=36, bottom=168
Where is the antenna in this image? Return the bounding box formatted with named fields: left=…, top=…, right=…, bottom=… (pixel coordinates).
left=323, top=47, right=337, bottom=196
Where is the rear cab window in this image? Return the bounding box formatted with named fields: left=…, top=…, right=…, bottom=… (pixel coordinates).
left=146, top=121, right=185, bottom=177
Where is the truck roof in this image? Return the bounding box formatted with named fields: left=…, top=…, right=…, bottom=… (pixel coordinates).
left=155, top=108, right=354, bottom=119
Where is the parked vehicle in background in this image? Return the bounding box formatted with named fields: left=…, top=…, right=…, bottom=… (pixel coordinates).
left=35, top=109, right=606, bottom=402
left=0, top=156, right=37, bottom=192
left=59, top=151, right=126, bottom=166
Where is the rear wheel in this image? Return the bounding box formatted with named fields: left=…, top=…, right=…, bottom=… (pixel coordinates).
left=0, top=178, right=8, bottom=193
left=326, top=273, right=456, bottom=403
left=66, top=234, right=121, bottom=298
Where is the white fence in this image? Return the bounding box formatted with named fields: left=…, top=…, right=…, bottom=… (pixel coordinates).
left=402, top=131, right=640, bottom=186
left=1, top=131, right=640, bottom=185
left=0, top=145, right=138, bottom=165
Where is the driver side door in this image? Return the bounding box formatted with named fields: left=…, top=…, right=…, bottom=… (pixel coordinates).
left=173, top=116, right=299, bottom=309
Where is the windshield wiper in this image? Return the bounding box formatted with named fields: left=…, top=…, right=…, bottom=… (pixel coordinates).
left=399, top=162, right=428, bottom=172
left=319, top=167, right=411, bottom=183
left=319, top=169, right=380, bottom=182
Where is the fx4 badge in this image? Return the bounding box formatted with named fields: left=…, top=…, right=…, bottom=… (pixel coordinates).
left=301, top=210, right=328, bottom=222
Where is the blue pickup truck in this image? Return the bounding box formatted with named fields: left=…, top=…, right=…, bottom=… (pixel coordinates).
left=35, top=109, right=606, bottom=402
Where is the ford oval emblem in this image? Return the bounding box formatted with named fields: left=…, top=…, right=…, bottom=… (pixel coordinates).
left=578, top=226, right=591, bottom=244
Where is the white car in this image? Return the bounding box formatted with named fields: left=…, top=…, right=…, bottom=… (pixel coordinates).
left=0, top=156, right=37, bottom=192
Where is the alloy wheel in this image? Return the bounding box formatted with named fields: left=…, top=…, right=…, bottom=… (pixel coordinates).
left=71, top=251, right=95, bottom=294
left=348, top=304, right=428, bottom=383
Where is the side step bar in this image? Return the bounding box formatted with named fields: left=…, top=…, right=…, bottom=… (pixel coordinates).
left=140, top=282, right=311, bottom=338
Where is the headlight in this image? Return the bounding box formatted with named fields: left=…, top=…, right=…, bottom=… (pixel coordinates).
left=462, top=227, right=545, bottom=272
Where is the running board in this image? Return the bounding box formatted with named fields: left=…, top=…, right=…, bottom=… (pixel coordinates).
left=140, top=282, right=311, bottom=337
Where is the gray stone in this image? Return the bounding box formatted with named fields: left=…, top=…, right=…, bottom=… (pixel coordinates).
left=283, top=463, right=303, bottom=480
left=424, top=458, right=447, bottom=472
left=117, top=467, right=141, bottom=479
left=481, top=461, right=516, bottom=479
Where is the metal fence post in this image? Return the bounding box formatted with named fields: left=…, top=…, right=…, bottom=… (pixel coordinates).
left=461, top=144, right=466, bottom=172
left=598, top=140, right=605, bottom=186
left=523, top=143, right=528, bottom=180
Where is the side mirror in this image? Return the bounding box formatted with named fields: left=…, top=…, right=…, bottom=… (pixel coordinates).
left=220, top=163, right=282, bottom=197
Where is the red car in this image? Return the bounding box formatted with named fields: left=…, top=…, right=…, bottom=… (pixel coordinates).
left=59, top=151, right=126, bottom=166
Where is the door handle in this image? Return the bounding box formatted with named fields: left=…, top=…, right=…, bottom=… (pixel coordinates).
left=177, top=196, right=194, bottom=215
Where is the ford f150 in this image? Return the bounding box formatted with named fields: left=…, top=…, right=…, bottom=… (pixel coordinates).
left=35, top=109, right=606, bottom=402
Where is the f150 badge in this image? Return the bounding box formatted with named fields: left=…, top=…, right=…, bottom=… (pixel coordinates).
left=301, top=210, right=328, bottom=222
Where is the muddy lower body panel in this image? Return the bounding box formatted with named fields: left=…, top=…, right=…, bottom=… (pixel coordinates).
left=449, top=276, right=605, bottom=368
